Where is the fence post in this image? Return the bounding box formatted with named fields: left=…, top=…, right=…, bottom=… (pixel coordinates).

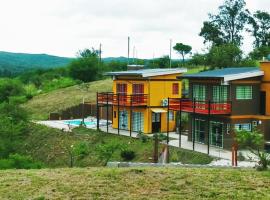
left=167, top=97, right=170, bottom=163
left=207, top=100, right=211, bottom=155
left=106, top=93, right=109, bottom=133
left=179, top=98, right=182, bottom=148
left=192, top=98, right=196, bottom=151
left=117, top=93, right=120, bottom=135
left=96, top=93, right=100, bottom=131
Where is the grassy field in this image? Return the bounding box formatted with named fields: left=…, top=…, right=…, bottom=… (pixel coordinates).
left=18, top=125, right=213, bottom=168
left=0, top=167, right=269, bottom=199
left=23, top=79, right=112, bottom=119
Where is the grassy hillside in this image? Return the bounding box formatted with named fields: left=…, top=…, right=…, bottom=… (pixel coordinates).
left=23, top=79, right=112, bottom=119
left=18, top=125, right=213, bottom=168
left=0, top=51, right=72, bottom=75
left=0, top=168, right=269, bottom=199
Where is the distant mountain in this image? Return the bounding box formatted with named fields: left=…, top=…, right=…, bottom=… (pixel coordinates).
left=0, top=51, right=73, bottom=75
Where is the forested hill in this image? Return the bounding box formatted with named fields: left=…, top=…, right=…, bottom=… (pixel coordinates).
left=0, top=51, right=73, bottom=76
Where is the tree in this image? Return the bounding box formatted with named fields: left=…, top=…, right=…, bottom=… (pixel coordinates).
left=0, top=79, right=25, bottom=102
left=199, top=21, right=225, bottom=46
left=200, top=0, right=249, bottom=46
left=173, top=43, right=192, bottom=63
left=249, top=46, right=270, bottom=60
left=207, top=43, right=242, bottom=69
left=248, top=11, right=270, bottom=48
left=236, top=129, right=270, bottom=170
left=69, top=48, right=101, bottom=82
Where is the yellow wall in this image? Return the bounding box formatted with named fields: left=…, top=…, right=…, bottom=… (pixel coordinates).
left=111, top=73, right=182, bottom=133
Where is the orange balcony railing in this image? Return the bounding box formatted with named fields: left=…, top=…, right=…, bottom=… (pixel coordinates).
left=97, top=92, right=148, bottom=106
left=168, top=98, right=231, bottom=115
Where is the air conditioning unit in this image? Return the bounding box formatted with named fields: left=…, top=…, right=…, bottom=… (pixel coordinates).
left=161, top=99, right=168, bottom=106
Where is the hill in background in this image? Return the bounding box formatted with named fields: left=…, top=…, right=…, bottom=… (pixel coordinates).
left=0, top=51, right=73, bottom=75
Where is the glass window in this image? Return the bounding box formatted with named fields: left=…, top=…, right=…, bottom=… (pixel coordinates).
left=169, top=111, right=174, bottom=121
left=234, top=123, right=251, bottom=131
left=132, top=112, right=144, bottom=132
left=194, top=119, right=206, bottom=143
left=172, top=83, right=179, bottom=95
left=236, top=86, right=252, bottom=100
left=213, top=86, right=228, bottom=102
left=117, top=83, right=127, bottom=94
left=132, top=84, right=144, bottom=94
left=193, top=85, right=206, bottom=101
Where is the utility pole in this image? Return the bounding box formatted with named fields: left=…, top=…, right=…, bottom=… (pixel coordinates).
left=133, top=46, right=136, bottom=64
left=99, top=43, right=102, bottom=64
left=128, top=36, right=130, bottom=65
left=169, top=39, right=172, bottom=68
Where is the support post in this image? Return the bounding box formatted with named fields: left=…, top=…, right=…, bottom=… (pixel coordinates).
left=167, top=97, right=170, bottom=163
left=179, top=98, right=182, bottom=148
left=96, top=93, right=100, bottom=131
left=207, top=100, right=211, bottom=155
left=192, top=98, right=196, bottom=151
left=130, top=95, right=133, bottom=137
left=82, top=97, right=85, bottom=125
left=117, top=94, right=120, bottom=135
left=106, top=93, right=109, bottom=133
left=153, top=133, right=158, bottom=163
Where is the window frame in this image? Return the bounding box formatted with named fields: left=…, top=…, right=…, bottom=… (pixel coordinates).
left=172, top=83, right=179, bottom=95
left=236, top=86, right=253, bottom=100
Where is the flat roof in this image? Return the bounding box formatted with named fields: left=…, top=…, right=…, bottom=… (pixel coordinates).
left=106, top=68, right=187, bottom=78
left=179, top=67, right=264, bottom=82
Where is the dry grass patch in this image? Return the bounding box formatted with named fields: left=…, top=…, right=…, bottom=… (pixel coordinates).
left=0, top=168, right=269, bottom=199
left=23, top=79, right=112, bottom=119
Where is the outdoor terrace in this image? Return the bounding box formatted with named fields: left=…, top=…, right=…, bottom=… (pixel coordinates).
left=97, top=92, right=148, bottom=107
left=168, top=98, right=231, bottom=115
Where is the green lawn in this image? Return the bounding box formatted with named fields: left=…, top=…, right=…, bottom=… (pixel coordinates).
left=0, top=168, right=269, bottom=199
left=17, top=125, right=213, bottom=168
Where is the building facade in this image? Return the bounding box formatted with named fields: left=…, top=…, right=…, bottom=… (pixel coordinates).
left=169, top=61, right=270, bottom=150
left=97, top=68, right=187, bottom=134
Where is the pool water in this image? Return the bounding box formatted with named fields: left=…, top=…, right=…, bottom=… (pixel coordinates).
left=64, top=120, right=97, bottom=126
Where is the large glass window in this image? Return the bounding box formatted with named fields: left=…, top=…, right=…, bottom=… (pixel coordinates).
left=117, top=83, right=127, bottom=94
left=132, top=112, right=144, bottom=132
left=210, top=121, right=223, bottom=148
left=193, top=85, right=206, bottom=101
left=213, top=86, right=228, bottom=102
left=169, top=111, right=174, bottom=121
left=236, top=86, right=252, bottom=100
left=194, top=119, right=206, bottom=143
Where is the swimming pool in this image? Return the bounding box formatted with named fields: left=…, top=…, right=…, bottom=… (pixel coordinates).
left=64, top=120, right=97, bottom=126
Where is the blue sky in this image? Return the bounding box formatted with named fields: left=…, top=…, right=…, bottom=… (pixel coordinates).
left=0, top=0, right=269, bottom=58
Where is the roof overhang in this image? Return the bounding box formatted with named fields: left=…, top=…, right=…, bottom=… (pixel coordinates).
left=223, top=71, right=264, bottom=82
left=106, top=68, right=187, bottom=78
left=151, top=108, right=167, bottom=113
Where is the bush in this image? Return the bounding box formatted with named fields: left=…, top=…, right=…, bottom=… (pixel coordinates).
left=121, top=150, right=136, bottom=161
left=0, top=154, right=43, bottom=169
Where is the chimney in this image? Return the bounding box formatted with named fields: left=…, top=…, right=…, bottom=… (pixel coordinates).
left=260, top=55, right=270, bottom=115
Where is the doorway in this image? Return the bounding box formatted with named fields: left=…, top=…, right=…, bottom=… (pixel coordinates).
left=210, top=122, right=223, bottom=148
left=260, top=91, right=266, bottom=115
left=152, top=112, right=161, bottom=133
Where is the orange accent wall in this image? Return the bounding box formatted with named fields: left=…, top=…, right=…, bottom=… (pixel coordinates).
left=260, top=61, right=270, bottom=116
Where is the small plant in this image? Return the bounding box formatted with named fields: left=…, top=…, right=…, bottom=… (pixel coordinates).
left=236, top=129, right=270, bottom=170
left=121, top=150, right=136, bottom=161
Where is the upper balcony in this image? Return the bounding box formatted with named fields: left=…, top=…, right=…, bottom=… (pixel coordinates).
left=168, top=98, right=232, bottom=115
left=97, top=92, right=148, bottom=107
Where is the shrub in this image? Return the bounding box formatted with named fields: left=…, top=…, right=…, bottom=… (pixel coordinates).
left=121, top=150, right=136, bottom=161
left=0, top=154, right=43, bottom=169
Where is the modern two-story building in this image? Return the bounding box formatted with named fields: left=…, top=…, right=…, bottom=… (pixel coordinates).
left=97, top=68, right=187, bottom=134
left=169, top=60, right=270, bottom=150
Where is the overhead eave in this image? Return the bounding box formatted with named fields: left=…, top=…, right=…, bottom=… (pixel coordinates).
left=223, top=71, right=264, bottom=82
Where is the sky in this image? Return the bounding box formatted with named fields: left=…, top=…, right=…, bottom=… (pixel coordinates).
left=0, top=0, right=269, bottom=59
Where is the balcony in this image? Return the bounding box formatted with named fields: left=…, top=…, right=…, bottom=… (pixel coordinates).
left=97, top=92, right=148, bottom=107
left=168, top=98, right=231, bottom=115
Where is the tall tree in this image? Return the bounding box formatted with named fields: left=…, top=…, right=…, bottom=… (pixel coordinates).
left=207, top=43, right=242, bottom=69
left=248, top=11, right=270, bottom=48
left=173, top=43, right=192, bottom=63
left=69, top=48, right=101, bottom=82
left=200, top=0, right=249, bottom=46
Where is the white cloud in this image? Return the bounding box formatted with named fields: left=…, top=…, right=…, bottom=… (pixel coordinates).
left=0, top=0, right=269, bottom=58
